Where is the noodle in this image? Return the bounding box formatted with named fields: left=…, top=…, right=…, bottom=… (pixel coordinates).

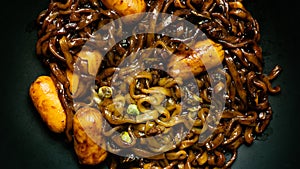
left=34, top=0, right=282, bottom=168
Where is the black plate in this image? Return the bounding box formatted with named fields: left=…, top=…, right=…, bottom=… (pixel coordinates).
left=1, top=0, right=299, bottom=169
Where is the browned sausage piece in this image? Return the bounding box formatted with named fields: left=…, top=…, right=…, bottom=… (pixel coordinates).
left=73, top=106, right=108, bottom=165
left=29, top=76, right=66, bottom=133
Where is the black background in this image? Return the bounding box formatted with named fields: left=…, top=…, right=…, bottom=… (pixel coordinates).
left=1, top=0, right=299, bottom=169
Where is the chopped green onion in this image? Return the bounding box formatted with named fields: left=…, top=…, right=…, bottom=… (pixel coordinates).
left=120, top=131, right=132, bottom=144
left=98, top=86, right=113, bottom=99
left=127, top=104, right=140, bottom=115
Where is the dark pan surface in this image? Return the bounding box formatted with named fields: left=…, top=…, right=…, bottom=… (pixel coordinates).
left=1, top=0, right=299, bottom=168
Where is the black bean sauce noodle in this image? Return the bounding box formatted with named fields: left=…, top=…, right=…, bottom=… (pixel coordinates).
left=35, top=0, right=282, bottom=168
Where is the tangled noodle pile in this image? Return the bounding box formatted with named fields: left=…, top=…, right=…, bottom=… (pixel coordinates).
left=34, top=0, right=281, bottom=168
